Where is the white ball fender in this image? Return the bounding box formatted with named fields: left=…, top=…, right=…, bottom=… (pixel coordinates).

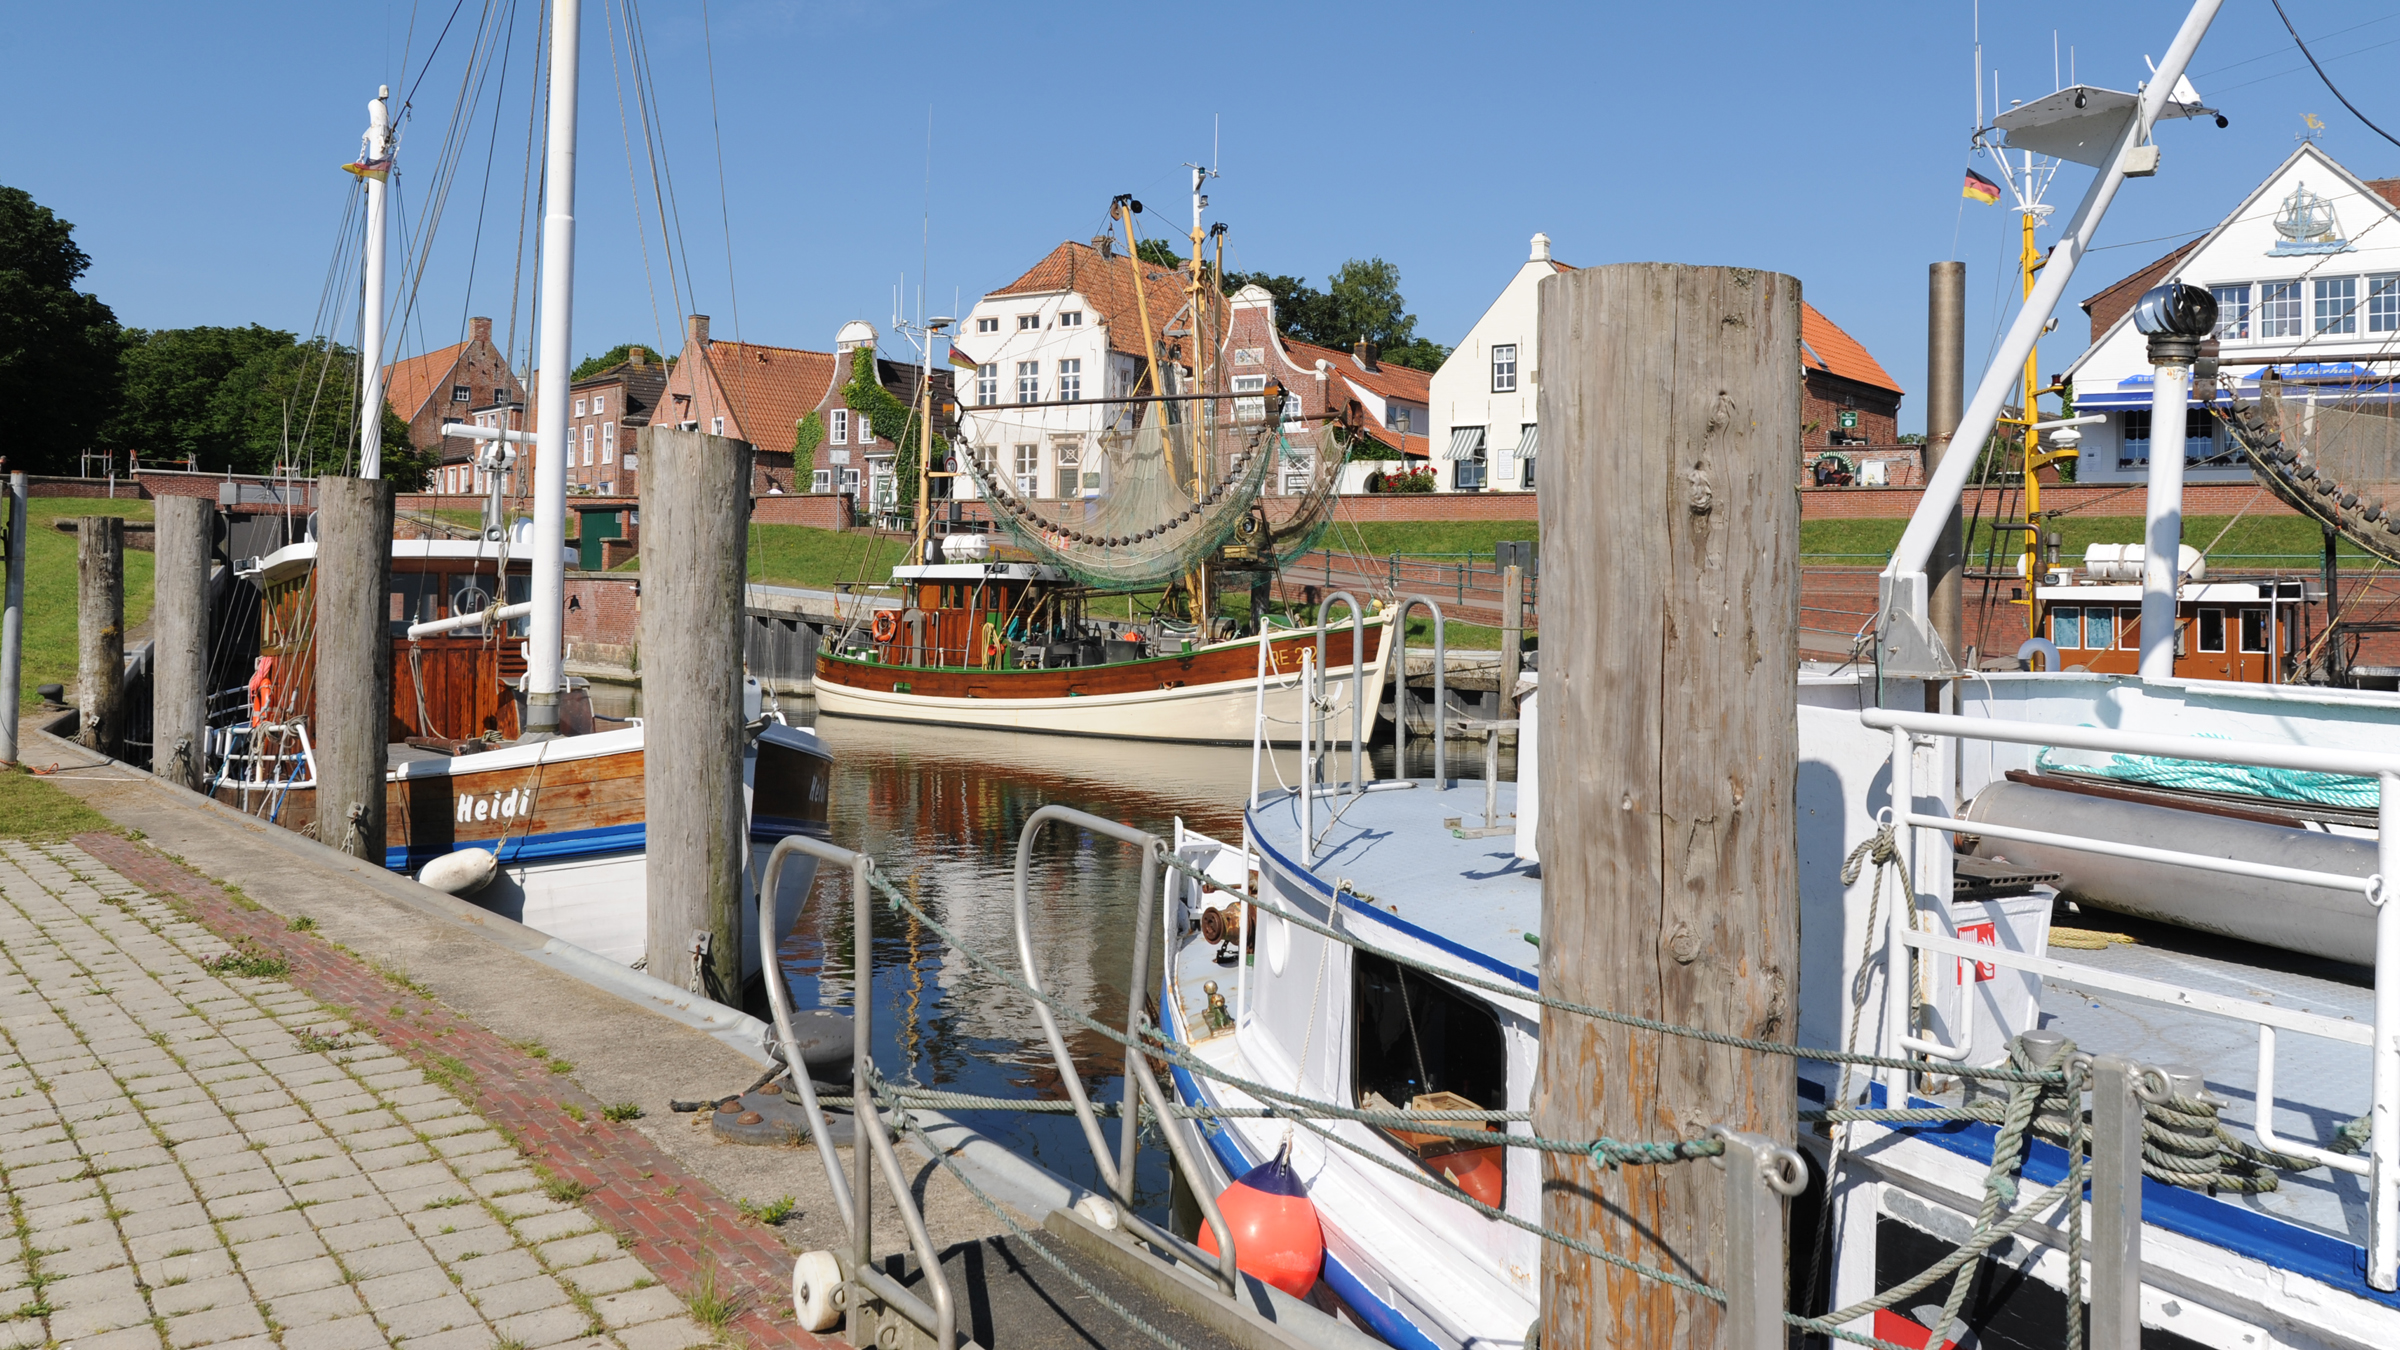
left=417, top=847, right=499, bottom=896
left=792, top=1249, right=843, bottom=1332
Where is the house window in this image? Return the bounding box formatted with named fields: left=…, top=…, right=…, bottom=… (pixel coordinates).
left=1013, top=444, right=1039, bottom=497
left=601, top=423, right=615, bottom=462
left=2240, top=608, right=2268, bottom=653
left=2261, top=280, right=2304, bottom=338
left=495, top=388, right=507, bottom=403
left=1491, top=344, right=1517, bottom=394
left=1232, top=374, right=1267, bottom=422
left=711, top=416, right=724, bottom=435
left=1017, top=361, right=1040, bottom=403
left=1234, top=347, right=1262, bottom=366
left=2371, top=275, right=2400, bottom=333
left=1059, top=311, right=1082, bottom=327
left=1390, top=407, right=1413, bottom=433
left=582, top=426, right=594, bottom=465
left=858, top=412, right=873, bottom=446
left=1455, top=451, right=1487, bottom=491
left=2120, top=409, right=2150, bottom=469
left=2118, top=408, right=2213, bottom=469
left=453, top=385, right=472, bottom=403
left=1055, top=443, right=1082, bottom=499
left=592, top=393, right=606, bottom=415
left=2315, top=276, right=2358, bottom=335
left=574, top=397, right=586, bottom=416
left=976, top=364, right=998, bottom=405
left=1351, top=950, right=1507, bottom=1207
left=812, top=469, right=831, bottom=493
left=839, top=467, right=859, bottom=495
left=2198, top=607, right=2226, bottom=653
left=1059, top=359, right=1082, bottom=402
left=831, top=409, right=848, bottom=445
left=2052, top=607, right=2081, bottom=649
left=976, top=316, right=999, bottom=334
left=1018, top=315, right=1041, bottom=331
left=2084, top=606, right=2114, bottom=650
left=2211, top=285, right=2250, bottom=341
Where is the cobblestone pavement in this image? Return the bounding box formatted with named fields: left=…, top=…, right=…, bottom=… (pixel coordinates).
left=0, top=840, right=729, bottom=1350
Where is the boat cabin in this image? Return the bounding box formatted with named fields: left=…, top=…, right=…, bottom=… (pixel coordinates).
left=2035, top=577, right=2314, bottom=681
left=856, top=561, right=1154, bottom=670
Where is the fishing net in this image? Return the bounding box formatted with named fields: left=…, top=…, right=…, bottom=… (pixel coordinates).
left=960, top=407, right=1299, bottom=589
left=2218, top=369, right=2400, bottom=567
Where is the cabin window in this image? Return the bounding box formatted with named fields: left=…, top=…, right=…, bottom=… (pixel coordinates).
left=1352, top=951, right=1508, bottom=1206
left=2051, top=607, right=2081, bottom=649
left=2084, top=607, right=2114, bottom=650
left=2240, top=608, right=2268, bottom=653
left=448, top=575, right=498, bottom=631
left=389, top=574, right=441, bottom=635
left=2116, top=607, right=2141, bottom=650
left=2198, top=607, right=2226, bottom=653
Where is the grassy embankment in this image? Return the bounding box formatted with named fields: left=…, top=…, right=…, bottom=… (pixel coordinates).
left=0, top=766, right=117, bottom=837
left=1802, top=513, right=2376, bottom=567
left=19, top=499, right=156, bottom=709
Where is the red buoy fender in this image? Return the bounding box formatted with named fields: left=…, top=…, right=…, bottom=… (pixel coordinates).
left=246, top=656, right=276, bottom=722
left=1197, top=1142, right=1323, bottom=1298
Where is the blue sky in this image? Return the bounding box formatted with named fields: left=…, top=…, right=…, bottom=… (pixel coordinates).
left=5, top=2, right=2397, bottom=434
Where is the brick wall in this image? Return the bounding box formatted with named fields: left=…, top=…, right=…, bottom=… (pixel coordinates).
left=1800, top=481, right=2292, bottom=520
left=749, top=493, right=852, bottom=529
left=563, top=573, right=641, bottom=649
left=1802, top=370, right=1901, bottom=450
left=28, top=475, right=145, bottom=499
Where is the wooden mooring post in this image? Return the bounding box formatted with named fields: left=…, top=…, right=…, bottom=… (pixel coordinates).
left=639, top=426, right=753, bottom=996
left=152, top=495, right=214, bottom=789
left=1499, top=561, right=1524, bottom=721
left=315, top=478, right=394, bottom=863
left=1533, top=263, right=1801, bottom=1348
left=77, top=516, right=126, bottom=758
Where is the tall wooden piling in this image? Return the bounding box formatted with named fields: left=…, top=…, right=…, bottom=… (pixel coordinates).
left=1499, top=562, right=1524, bottom=721
left=639, top=427, right=753, bottom=996
left=152, top=496, right=214, bottom=789
left=77, top=516, right=126, bottom=758
left=1533, top=263, right=1801, bottom=1348
left=314, top=478, right=395, bottom=862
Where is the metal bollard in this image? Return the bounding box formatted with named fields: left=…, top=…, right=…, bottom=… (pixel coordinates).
left=2089, top=1055, right=2146, bottom=1350
left=1715, top=1129, right=1808, bottom=1350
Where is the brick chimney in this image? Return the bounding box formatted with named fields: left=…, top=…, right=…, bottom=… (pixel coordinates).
left=1353, top=340, right=1379, bottom=372
left=687, top=313, right=711, bottom=349
left=627, top=346, right=647, bottom=366
left=470, top=315, right=493, bottom=345
left=1091, top=234, right=1115, bottom=260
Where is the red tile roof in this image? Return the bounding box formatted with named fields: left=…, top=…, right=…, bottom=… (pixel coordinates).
left=677, top=342, right=838, bottom=456
left=1800, top=303, right=1902, bottom=395
left=384, top=339, right=472, bottom=424
left=1281, top=338, right=1433, bottom=407
left=987, top=241, right=1201, bottom=359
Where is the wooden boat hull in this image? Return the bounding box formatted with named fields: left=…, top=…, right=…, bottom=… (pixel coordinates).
left=811, top=621, right=1394, bottom=746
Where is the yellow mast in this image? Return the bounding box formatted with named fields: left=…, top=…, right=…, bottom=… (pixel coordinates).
left=2014, top=208, right=2078, bottom=638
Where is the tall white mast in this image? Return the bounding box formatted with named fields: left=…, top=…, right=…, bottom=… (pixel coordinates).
left=526, top=0, right=580, bottom=736
left=358, top=86, right=392, bottom=480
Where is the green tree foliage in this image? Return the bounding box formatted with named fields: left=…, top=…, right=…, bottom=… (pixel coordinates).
left=840, top=348, right=947, bottom=511
left=0, top=185, right=123, bottom=472
left=107, top=326, right=418, bottom=482
left=1222, top=258, right=1452, bottom=371
left=1134, top=238, right=1183, bottom=269
left=572, top=342, right=670, bottom=382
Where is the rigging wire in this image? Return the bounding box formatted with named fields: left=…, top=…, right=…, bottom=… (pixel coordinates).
left=603, top=0, right=675, bottom=363
left=2271, top=0, right=2400, bottom=153
left=455, top=0, right=522, bottom=344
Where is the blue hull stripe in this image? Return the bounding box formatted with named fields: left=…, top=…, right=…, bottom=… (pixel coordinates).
left=1869, top=1083, right=2399, bottom=1310
left=390, top=819, right=831, bottom=874
left=1246, top=801, right=1539, bottom=991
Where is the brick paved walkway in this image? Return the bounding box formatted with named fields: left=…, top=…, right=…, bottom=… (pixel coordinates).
left=0, top=839, right=752, bottom=1350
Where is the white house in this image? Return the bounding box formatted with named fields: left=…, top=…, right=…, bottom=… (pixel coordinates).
left=949, top=237, right=1194, bottom=503
left=1426, top=233, right=1573, bottom=492
left=2065, top=143, right=2400, bottom=484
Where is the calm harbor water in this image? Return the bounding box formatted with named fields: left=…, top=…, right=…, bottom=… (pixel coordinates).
left=589, top=681, right=1512, bottom=1214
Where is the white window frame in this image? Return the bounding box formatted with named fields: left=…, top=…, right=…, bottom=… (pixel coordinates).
left=583, top=425, right=594, bottom=465
left=2315, top=275, right=2359, bottom=335
left=1059, top=358, right=1082, bottom=402
left=2261, top=280, right=2304, bottom=339
left=1017, top=361, right=1040, bottom=404
left=592, top=393, right=606, bottom=415
left=2210, top=284, right=2251, bottom=341
left=812, top=469, right=831, bottom=493
left=976, top=363, right=998, bottom=406
left=1233, top=374, right=1267, bottom=421
left=1491, top=344, right=1517, bottom=394
left=1013, top=443, right=1040, bottom=497
left=976, top=316, right=999, bottom=334
left=1018, top=314, right=1041, bottom=331
left=858, top=411, right=874, bottom=446
left=601, top=423, right=615, bottom=463
left=831, top=409, right=848, bottom=445
left=574, top=397, right=586, bottom=416
left=1059, top=311, right=1083, bottom=327
left=711, top=415, right=725, bottom=436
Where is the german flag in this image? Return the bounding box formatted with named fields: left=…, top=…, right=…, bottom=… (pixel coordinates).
left=1962, top=168, right=2002, bottom=204
left=947, top=346, right=982, bottom=370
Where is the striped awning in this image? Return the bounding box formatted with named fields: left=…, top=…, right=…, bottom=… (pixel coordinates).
left=1511, top=424, right=1540, bottom=460
left=1444, top=426, right=1486, bottom=460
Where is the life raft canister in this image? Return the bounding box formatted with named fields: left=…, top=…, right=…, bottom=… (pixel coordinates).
left=246, top=656, right=277, bottom=721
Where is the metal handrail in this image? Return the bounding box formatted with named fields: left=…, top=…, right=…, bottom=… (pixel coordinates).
left=1385, top=594, right=1448, bottom=789
left=756, top=836, right=957, bottom=1347
left=1314, top=591, right=1367, bottom=800
left=1010, top=805, right=1241, bottom=1298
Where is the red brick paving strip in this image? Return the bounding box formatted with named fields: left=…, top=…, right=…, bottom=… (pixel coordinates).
left=74, top=832, right=845, bottom=1350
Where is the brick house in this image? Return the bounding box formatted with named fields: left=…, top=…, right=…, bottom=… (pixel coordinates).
left=802, top=320, right=959, bottom=516
left=1220, top=284, right=1432, bottom=493
left=433, top=400, right=527, bottom=498
left=564, top=347, right=668, bottom=498
left=382, top=317, right=524, bottom=484
left=1799, top=303, right=1907, bottom=483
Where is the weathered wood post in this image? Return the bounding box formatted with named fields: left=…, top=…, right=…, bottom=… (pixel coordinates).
left=639, top=426, right=752, bottom=997
left=315, top=478, right=395, bottom=862
left=0, top=473, right=27, bottom=764
left=1534, top=263, right=1802, bottom=1348
left=152, top=495, right=214, bottom=789
left=77, top=516, right=126, bottom=757
left=1499, top=561, right=1525, bottom=721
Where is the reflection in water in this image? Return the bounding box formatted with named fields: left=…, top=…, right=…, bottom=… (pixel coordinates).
left=581, top=679, right=1510, bottom=1215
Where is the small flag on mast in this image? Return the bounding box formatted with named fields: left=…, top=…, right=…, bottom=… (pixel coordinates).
left=343, top=157, right=393, bottom=183
left=1962, top=168, right=2002, bottom=204
left=947, top=346, right=982, bottom=370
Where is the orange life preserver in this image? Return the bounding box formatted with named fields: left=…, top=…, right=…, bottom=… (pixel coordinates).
left=246, top=656, right=276, bottom=722
left=872, top=609, right=901, bottom=644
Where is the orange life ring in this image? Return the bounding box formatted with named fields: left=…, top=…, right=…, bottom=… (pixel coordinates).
left=872, top=609, right=901, bottom=643
left=246, top=656, right=276, bottom=722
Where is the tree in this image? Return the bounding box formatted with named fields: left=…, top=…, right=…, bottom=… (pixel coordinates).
left=104, top=325, right=417, bottom=481
left=1135, top=238, right=1183, bottom=269
left=1223, top=257, right=1450, bottom=369
left=0, top=185, right=123, bottom=472
left=572, top=342, right=671, bottom=382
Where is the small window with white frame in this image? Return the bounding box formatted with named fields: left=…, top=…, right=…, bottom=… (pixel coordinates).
left=976, top=363, right=998, bottom=405
left=583, top=426, right=594, bottom=465
left=976, top=316, right=999, bottom=334
left=574, top=397, right=586, bottom=416
left=812, top=469, right=831, bottom=493
left=1018, top=315, right=1040, bottom=331
left=1013, top=444, right=1039, bottom=497
left=832, top=409, right=849, bottom=444
left=1017, top=361, right=1040, bottom=403
left=1059, top=311, right=1082, bottom=327
left=2261, top=280, right=2304, bottom=338
left=1232, top=374, right=1267, bottom=421
left=2211, top=284, right=2250, bottom=341
left=2197, top=607, right=2226, bottom=653
left=2315, top=276, right=2358, bottom=335
left=1491, top=344, right=1517, bottom=393
left=602, top=423, right=615, bottom=462
left=1059, top=358, right=1082, bottom=402
left=857, top=411, right=873, bottom=446
left=711, top=415, right=725, bottom=435
left=592, top=393, right=606, bottom=415
left=2371, top=275, right=2400, bottom=333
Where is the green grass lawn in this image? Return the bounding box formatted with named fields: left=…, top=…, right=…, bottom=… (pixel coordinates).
left=1802, top=512, right=2378, bottom=568
left=21, top=499, right=155, bottom=708
left=1316, top=518, right=1538, bottom=560
left=743, top=524, right=913, bottom=590
left=0, top=766, right=116, bottom=837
